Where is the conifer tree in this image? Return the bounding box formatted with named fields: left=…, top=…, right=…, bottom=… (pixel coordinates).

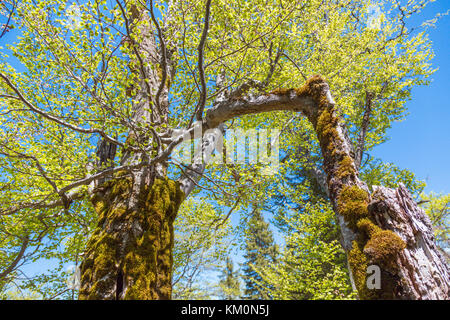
left=217, top=257, right=241, bottom=300
left=242, top=209, right=278, bottom=300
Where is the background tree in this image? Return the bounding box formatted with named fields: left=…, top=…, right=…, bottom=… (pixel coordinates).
left=242, top=208, right=278, bottom=300
left=217, top=256, right=241, bottom=300
left=419, top=192, right=449, bottom=263
left=257, top=199, right=355, bottom=300
left=172, top=196, right=234, bottom=299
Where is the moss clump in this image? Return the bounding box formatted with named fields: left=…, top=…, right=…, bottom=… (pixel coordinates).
left=337, top=185, right=369, bottom=229
left=270, top=88, right=293, bottom=95
left=348, top=238, right=386, bottom=300
left=364, top=230, right=406, bottom=269
left=337, top=155, right=355, bottom=179
left=356, top=217, right=381, bottom=236
left=295, top=74, right=327, bottom=100
left=348, top=240, right=376, bottom=299
left=316, top=106, right=339, bottom=140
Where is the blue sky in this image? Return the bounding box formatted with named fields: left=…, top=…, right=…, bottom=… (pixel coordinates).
left=371, top=0, right=450, bottom=194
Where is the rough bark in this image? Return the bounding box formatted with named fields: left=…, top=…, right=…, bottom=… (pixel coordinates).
left=369, top=185, right=449, bottom=299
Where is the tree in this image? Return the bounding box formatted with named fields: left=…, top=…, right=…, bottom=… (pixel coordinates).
left=0, top=0, right=448, bottom=299
left=217, top=257, right=241, bottom=300
left=242, top=208, right=277, bottom=300
left=257, top=199, right=355, bottom=300
left=172, top=196, right=234, bottom=299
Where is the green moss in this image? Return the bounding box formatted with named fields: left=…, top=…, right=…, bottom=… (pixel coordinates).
left=337, top=185, right=369, bottom=229
left=316, top=106, right=337, bottom=138
left=270, top=88, right=293, bottom=95
left=121, top=178, right=183, bottom=300
left=348, top=239, right=378, bottom=299
left=337, top=155, right=355, bottom=179
left=338, top=187, right=406, bottom=299
left=364, top=230, right=406, bottom=269
left=295, top=74, right=327, bottom=100
left=356, top=217, right=381, bottom=236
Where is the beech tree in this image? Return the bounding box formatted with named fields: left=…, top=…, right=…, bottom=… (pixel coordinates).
left=0, top=0, right=448, bottom=299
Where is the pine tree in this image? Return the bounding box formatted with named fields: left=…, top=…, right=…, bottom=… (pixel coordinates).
left=217, top=257, right=241, bottom=300
left=242, top=208, right=278, bottom=300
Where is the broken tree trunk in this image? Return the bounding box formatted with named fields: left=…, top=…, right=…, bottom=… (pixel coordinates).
left=300, top=77, right=449, bottom=299
left=205, top=76, right=449, bottom=299
left=369, top=184, right=449, bottom=299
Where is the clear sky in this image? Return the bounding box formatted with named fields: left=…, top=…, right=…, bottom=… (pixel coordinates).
left=371, top=0, right=450, bottom=194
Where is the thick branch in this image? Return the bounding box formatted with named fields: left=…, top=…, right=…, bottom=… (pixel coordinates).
left=204, top=90, right=316, bottom=129
left=195, top=0, right=213, bottom=121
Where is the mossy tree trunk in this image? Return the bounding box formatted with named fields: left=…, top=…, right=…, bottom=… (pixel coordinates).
left=79, top=175, right=184, bottom=300
left=302, top=80, right=449, bottom=299
left=78, top=3, right=184, bottom=300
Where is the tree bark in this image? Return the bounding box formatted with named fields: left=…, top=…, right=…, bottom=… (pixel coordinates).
left=369, top=185, right=449, bottom=299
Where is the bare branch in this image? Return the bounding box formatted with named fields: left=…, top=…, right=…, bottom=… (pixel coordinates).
left=355, top=91, right=373, bottom=169
left=195, top=0, right=213, bottom=121
left=0, top=235, right=29, bottom=280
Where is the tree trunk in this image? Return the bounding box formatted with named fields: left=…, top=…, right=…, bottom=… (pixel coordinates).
left=78, top=3, right=183, bottom=300
left=303, top=78, right=450, bottom=299
left=79, top=175, right=184, bottom=300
